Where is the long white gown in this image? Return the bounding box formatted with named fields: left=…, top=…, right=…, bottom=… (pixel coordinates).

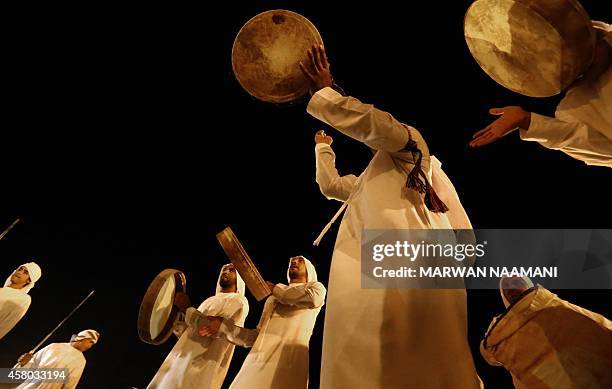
left=147, top=268, right=249, bottom=389
left=309, top=87, right=482, bottom=389
left=223, top=258, right=326, bottom=389
left=16, top=343, right=86, bottom=389
left=519, top=23, right=611, bottom=167
left=0, top=287, right=31, bottom=341
left=1, top=264, right=41, bottom=341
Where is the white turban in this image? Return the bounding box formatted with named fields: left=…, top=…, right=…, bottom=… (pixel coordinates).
left=286, top=256, right=318, bottom=283
left=4, top=262, right=42, bottom=294
left=72, top=329, right=100, bottom=344
left=216, top=263, right=246, bottom=295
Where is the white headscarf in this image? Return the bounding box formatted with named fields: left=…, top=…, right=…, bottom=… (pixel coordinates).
left=4, top=262, right=42, bottom=294
left=71, top=329, right=100, bottom=344
left=286, top=256, right=318, bottom=283
left=215, top=264, right=246, bottom=295
left=499, top=276, right=534, bottom=308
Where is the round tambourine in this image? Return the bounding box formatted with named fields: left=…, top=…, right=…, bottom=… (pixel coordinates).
left=464, top=0, right=596, bottom=97
left=232, top=9, right=324, bottom=103
left=137, top=268, right=186, bottom=345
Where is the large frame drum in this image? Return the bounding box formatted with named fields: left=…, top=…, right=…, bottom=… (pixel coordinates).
left=137, top=268, right=186, bottom=345
left=232, top=9, right=324, bottom=103
left=216, top=227, right=271, bottom=301
left=464, top=0, right=596, bottom=97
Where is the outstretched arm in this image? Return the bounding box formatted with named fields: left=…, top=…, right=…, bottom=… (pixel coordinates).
left=519, top=114, right=612, bottom=167
left=469, top=105, right=612, bottom=167
left=301, top=45, right=417, bottom=153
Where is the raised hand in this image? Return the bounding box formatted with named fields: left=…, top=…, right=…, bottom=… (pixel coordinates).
left=314, top=130, right=333, bottom=145
left=300, top=44, right=333, bottom=94
left=469, top=106, right=531, bottom=147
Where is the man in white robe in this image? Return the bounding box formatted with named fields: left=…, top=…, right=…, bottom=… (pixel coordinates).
left=470, top=22, right=611, bottom=167
left=481, top=277, right=612, bottom=388
left=147, top=264, right=249, bottom=389
left=0, top=263, right=42, bottom=341
left=200, top=256, right=326, bottom=389
left=16, top=329, right=100, bottom=389
left=301, top=45, right=482, bottom=388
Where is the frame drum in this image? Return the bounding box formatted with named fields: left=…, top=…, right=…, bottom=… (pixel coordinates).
left=464, top=0, right=596, bottom=97
left=216, top=227, right=271, bottom=301
left=137, top=268, right=186, bottom=345
left=232, top=9, right=324, bottom=103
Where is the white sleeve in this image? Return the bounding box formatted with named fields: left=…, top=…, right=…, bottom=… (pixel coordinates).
left=0, top=297, right=30, bottom=340
left=520, top=113, right=612, bottom=167
left=307, top=87, right=414, bottom=152
left=272, top=282, right=326, bottom=309
left=315, top=143, right=358, bottom=201
left=217, top=321, right=259, bottom=348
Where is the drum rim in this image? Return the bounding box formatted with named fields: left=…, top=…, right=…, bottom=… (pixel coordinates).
left=137, top=268, right=186, bottom=345
left=231, top=9, right=324, bottom=103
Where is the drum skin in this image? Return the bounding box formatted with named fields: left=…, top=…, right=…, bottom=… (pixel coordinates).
left=138, top=268, right=186, bottom=345
left=216, top=227, right=271, bottom=301
left=232, top=9, right=324, bottom=103
left=464, top=0, right=596, bottom=97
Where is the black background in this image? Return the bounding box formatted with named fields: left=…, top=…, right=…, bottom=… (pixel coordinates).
left=1, top=1, right=611, bottom=388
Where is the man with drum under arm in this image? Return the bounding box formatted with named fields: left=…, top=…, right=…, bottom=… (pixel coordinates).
left=147, top=264, right=248, bottom=389
left=200, top=256, right=326, bottom=389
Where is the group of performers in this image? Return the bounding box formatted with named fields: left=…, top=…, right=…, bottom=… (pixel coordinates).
left=1, top=3, right=610, bottom=389
left=0, top=264, right=100, bottom=389
left=141, top=17, right=611, bottom=388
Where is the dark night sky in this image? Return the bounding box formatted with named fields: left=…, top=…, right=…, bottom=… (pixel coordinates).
left=1, top=1, right=611, bottom=388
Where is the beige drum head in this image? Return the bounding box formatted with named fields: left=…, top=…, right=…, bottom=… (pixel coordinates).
left=217, top=227, right=271, bottom=301
left=464, top=0, right=596, bottom=97
left=232, top=9, right=324, bottom=103
left=138, top=269, right=186, bottom=345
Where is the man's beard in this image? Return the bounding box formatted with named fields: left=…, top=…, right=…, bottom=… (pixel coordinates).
left=289, top=268, right=303, bottom=279
left=219, top=278, right=234, bottom=289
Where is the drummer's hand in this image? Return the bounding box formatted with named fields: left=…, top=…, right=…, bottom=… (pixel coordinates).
left=174, top=292, right=191, bottom=313
left=300, top=44, right=333, bottom=94
left=199, top=316, right=223, bottom=337
left=18, top=352, right=33, bottom=366
left=314, top=130, right=333, bottom=145
left=265, top=281, right=276, bottom=291
left=469, top=106, right=531, bottom=147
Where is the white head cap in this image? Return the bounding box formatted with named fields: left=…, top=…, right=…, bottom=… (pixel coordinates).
left=216, top=263, right=245, bottom=295
left=286, top=256, right=318, bottom=283
left=4, top=262, right=42, bottom=294
left=71, top=329, right=100, bottom=344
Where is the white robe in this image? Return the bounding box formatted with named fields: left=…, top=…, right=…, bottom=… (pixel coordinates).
left=519, top=64, right=611, bottom=167
left=147, top=273, right=249, bottom=389
left=16, top=343, right=85, bottom=389
left=0, top=287, right=31, bottom=341
left=223, top=260, right=326, bottom=389
left=309, top=87, right=482, bottom=389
